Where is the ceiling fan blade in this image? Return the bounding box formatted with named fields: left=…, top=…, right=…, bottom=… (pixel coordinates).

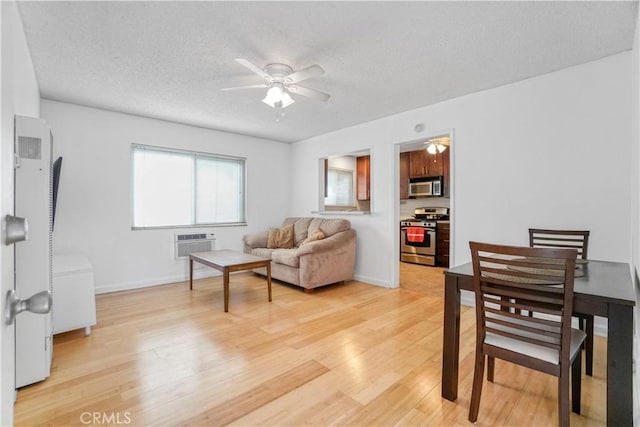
left=285, top=65, right=325, bottom=84
left=288, top=85, right=330, bottom=102
left=221, top=84, right=269, bottom=91
left=234, top=58, right=270, bottom=80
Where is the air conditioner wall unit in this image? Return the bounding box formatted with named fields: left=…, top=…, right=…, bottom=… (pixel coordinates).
left=174, top=232, right=215, bottom=259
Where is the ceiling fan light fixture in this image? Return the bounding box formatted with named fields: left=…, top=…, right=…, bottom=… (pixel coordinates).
left=262, top=84, right=295, bottom=109
left=425, top=140, right=447, bottom=155
left=279, top=91, right=295, bottom=108
left=226, top=58, right=329, bottom=108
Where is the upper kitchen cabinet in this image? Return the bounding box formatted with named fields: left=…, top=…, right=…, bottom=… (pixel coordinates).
left=399, top=152, right=410, bottom=199
left=405, top=147, right=450, bottom=197
left=442, top=149, right=450, bottom=196
left=409, top=148, right=449, bottom=178
left=356, top=155, right=370, bottom=201
left=409, top=149, right=430, bottom=177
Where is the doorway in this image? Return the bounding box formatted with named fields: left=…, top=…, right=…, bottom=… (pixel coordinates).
left=396, top=131, right=453, bottom=296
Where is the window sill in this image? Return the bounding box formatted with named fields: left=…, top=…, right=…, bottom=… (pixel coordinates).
left=311, top=210, right=370, bottom=216
left=131, top=222, right=247, bottom=230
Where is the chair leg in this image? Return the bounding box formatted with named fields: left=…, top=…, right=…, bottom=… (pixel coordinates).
left=559, top=366, right=570, bottom=427
left=571, top=351, right=582, bottom=415
left=487, top=356, right=495, bottom=382
left=468, top=352, right=485, bottom=423
left=585, top=316, right=594, bottom=376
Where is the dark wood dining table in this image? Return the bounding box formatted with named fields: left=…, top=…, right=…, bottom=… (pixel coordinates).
left=442, top=260, right=635, bottom=426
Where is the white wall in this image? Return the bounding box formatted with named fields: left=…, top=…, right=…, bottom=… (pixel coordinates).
left=630, top=5, right=640, bottom=423
left=0, top=1, right=41, bottom=425
left=291, top=52, right=632, bottom=288
left=41, top=100, right=291, bottom=294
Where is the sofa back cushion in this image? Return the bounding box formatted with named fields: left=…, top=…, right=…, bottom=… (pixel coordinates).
left=299, top=229, right=326, bottom=246
left=282, top=217, right=313, bottom=246
left=267, top=224, right=295, bottom=249
left=308, top=218, right=351, bottom=238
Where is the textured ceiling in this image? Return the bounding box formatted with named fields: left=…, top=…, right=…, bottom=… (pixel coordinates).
left=17, top=1, right=638, bottom=143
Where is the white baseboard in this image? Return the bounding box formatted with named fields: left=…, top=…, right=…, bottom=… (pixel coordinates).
left=95, top=269, right=221, bottom=294
left=97, top=271, right=384, bottom=295
left=352, top=274, right=391, bottom=288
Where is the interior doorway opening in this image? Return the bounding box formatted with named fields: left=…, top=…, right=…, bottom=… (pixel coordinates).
left=396, top=130, right=454, bottom=295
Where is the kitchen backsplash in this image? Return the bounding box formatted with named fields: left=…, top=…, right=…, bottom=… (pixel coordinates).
left=400, top=197, right=450, bottom=218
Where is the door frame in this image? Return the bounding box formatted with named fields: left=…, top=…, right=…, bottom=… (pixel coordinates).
left=392, top=128, right=455, bottom=287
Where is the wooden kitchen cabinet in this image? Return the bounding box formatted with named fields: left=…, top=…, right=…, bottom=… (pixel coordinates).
left=323, top=158, right=328, bottom=198
left=356, top=155, right=370, bottom=201
left=408, top=148, right=450, bottom=196
left=442, top=149, right=450, bottom=196
left=409, top=149, right=448, bottom=178
left=409, top=149, right=430, bottom=177
left=399, top=152, right=410, bottom=199
left=430, top=151, right=445, bottom=177
left=436, top=222, right=450, bottom=267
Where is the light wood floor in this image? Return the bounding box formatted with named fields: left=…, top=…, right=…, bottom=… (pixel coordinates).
left=14, top=267, right=606, bottom=426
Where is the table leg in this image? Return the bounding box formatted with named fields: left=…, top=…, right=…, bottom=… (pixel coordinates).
left=442, top=275, right=461, bottom=401
left=189, top=258, right=193, bottom=290
left=267, top=262, right=272, bottom=302
left=585, top=315, right=594, bottom=376
left=607, top=303, right=633, bottom=425
left=223, top=269, right=230, bottom=312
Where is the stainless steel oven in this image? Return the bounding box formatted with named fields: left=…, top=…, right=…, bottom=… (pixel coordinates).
left=400, top=221, right=436, bottom=266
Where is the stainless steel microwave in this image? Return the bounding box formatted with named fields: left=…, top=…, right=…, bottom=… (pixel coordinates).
left=409, top=177, right=442, bottom=197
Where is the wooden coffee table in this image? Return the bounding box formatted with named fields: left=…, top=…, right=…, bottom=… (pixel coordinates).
left=189, top=250, right=272, bottom=312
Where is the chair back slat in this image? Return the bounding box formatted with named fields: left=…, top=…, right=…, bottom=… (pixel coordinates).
left=484, top=313, right=561, bottom=340
left=482, top=297, right=564, bottom=317
left=485, top=326, right=560, bottom=350
left=470, top=241, right=577, bottom=369
left=482, top=266, right=567, bottom=285
left=483, top=305, right=562, bottom=328
left=528, top=229, right=590, bottom=259
left=480, top=284, right=565, bottom=305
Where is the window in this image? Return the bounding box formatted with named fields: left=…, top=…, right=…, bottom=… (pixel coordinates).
left=131, top=144, right=245, bottom=228
left=325, top=167, right=354, bottom=206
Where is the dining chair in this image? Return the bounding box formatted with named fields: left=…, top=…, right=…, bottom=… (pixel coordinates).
left=468, top=242, right=585, bottom=426
left=529, top=228, right=593, bottom=376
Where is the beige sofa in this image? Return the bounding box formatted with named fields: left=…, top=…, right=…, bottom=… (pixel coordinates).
left=243, top=217, right=356, bottom=292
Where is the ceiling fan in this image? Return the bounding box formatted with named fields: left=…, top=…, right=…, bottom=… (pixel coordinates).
left=222, top=58, right=331, bottom=109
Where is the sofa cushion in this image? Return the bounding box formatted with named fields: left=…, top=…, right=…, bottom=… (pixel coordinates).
left=243, top=231, right=268, bottom=249
left=251, top=248, right=276, bottom=259
left=271, top=249, right=300, bottom=268
left=308, top=218, right=351, bottom=238
left=299, top=229, right=325, bottom=246
left=267, top=224, right=295, bottom=249
left=282, top=217, right=313, bottom=246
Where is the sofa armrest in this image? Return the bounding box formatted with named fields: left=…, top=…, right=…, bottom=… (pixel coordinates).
left=243, top=231, right=268, bottom=250
left=296, top=229, right=356, bottom=256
